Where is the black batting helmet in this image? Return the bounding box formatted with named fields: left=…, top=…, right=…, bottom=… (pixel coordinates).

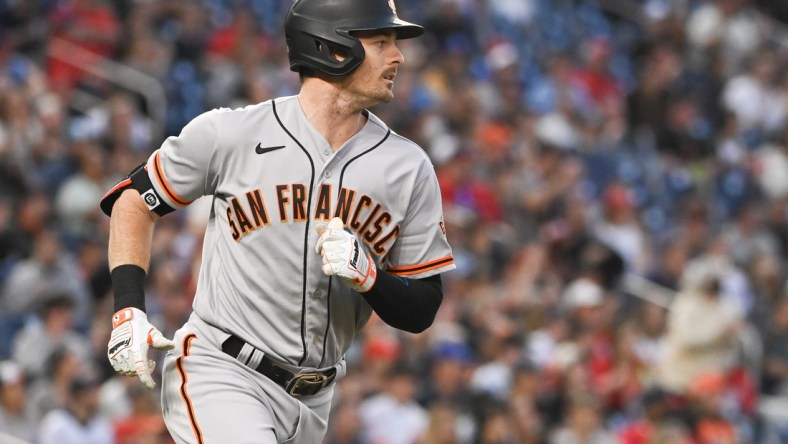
left=284, top=0, right=424, bottom=76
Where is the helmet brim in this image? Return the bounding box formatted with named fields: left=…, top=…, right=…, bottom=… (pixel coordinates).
left=344, top=18, right=424, bottom=40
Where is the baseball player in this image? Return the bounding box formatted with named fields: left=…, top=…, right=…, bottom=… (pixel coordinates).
left=99, top=0, right=455, bottom=443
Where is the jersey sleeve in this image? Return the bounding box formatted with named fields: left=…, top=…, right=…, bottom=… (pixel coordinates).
left=145, top=110, right=219, bottom=209
left=385, top=166, right=455, bottom=279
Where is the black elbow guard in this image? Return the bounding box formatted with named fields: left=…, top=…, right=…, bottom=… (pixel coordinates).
left=100, top=162, right=175, bottom=217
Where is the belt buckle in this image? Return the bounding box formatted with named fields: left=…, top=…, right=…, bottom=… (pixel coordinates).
left=286, top=372, right=329, bottom=397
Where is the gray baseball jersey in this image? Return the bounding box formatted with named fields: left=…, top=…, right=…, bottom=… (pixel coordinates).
left=143, top=95, right=454, bottom=368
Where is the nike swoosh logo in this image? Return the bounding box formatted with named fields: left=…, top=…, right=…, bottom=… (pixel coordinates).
left=255, top=144, right=286, bottom=155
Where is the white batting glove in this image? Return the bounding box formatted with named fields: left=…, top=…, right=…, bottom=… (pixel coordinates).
left=107, top=307, right=175, bottom=389
left=315, top=217, right=377, bottom=292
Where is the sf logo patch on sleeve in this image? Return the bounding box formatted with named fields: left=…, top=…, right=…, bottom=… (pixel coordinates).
left=142, top=189, right=161, bottom=210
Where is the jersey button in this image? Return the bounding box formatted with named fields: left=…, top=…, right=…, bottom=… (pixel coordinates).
left=324, top=170, right=331, bottom=178
left=323, top=148, right=331, bottom=155
left=314, top=290, right=323, bottom=299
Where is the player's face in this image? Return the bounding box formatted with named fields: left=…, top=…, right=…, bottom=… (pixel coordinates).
left=341, top=30, right=404, bottom=106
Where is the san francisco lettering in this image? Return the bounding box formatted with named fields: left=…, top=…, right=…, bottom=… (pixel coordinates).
left=226, top=185, right=398, bottom=254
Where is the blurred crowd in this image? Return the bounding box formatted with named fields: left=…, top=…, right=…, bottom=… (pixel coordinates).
left=2, top=0, right=788, bottom=443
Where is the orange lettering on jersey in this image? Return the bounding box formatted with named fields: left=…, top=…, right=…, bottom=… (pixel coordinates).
left=334, top=187, right=356, bottom=224
left=314, top=184, right=332, bottom=221
left=364, top=211, right=391, bottom=243
left=227, top=208, right=240, bottom=241
left=276, top=185, right=290, bottom=223
left=246, top=189, right=270, bottom=227
left=350, top=195, right=372, bottom=230
left=231, top=197, right=254, bottom=235
left=374, top=225, right=399, bottom=255
left=358, top=203, right=381, bottom=235
left=292, top=184, right=307, bottom=222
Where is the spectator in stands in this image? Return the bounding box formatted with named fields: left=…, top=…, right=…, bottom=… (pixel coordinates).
left=508, top=360, right=548, bottom=444
left=721, top=48, right=787, bottom=136
left=516, top=136, right=582, bottom=232
left=571, top=37, right=622, bottom=110
left=593, top=182, right=650, bottom=275
left=354, top=323, right=403, bottom=397
left=113, top=383, right=167, bottom=444
left=359, top=365, right=429, bottom=444
left=1, top=230, right=92, bottom=327
left=684, top=371, right=740, bottom=444
left=761, top=298, right=788, bottom=395
left=547, top=394, right=616, bottom=444
left=418, top=341, right=474, bottom=406
left=720, top=201, right=781, bottom=268
left=618, top=386, right=690, bottom=444
left=475, top=399, right=518, bottom=444
left=0, top=360, right=38, bottom=443
left=645, top=239, right=689, bottom=291
left=437, top=151, right=504, bottom=224
left=759, top=298, right=788, bottom=439
left=657, top=256, right=744, bottom=393
left=420, top=402, right=461, bottom=444
left=626, top=302, right=668, bottom=376
left=0, top=192, right=52, bottom=262
left=55, top=142, right=108, bottom=242
left=686, top=0, right=761, bottom=72
left=469, top=334, right=523, bottom=400
left=10, top=292, right=91, bottom=379
left=27, top=346, right=82, bottom=416
left=323, top=399, right=364, bottom=444
left=37, top=374, right=114, bottom=444
left=746, top=253, right=785, bottom=337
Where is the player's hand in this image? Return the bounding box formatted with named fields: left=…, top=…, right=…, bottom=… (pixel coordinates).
left=315, top=217, right=377, bottom=292
left=107, top=307, right=175, bottom=389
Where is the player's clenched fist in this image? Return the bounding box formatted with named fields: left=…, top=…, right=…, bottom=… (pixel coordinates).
left=108, top=307, right=175, bottom=389
left=315, top=217, right=377, bottom=292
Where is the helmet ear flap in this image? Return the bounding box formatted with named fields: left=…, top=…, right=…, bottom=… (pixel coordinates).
left=314, top=39, right=347, bottom=63
left=285, top=17, right=365, bottom=76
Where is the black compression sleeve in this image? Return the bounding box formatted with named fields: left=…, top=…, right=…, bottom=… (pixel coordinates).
left=111, top=264, right=147, bottom=312
left=361, top=272, right=443, bottom=333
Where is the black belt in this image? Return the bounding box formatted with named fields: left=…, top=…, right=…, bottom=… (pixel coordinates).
left=221, top=335, right=336, bottom=397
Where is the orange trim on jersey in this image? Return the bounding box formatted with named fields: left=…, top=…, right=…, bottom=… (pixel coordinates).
left=387, top=256, right=455, bottom=276
left=102, top=178, right=132, bottom=200
left=153, top=151, right=191, bottom=206
left=176, top=334, right=204, bottom=444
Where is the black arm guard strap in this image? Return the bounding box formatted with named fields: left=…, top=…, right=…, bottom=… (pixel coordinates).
left=100, top=162, right=175, bottom=217
left=361, top=273, right=443, bottom=333
left=111, top=264, right=147, bottom=312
